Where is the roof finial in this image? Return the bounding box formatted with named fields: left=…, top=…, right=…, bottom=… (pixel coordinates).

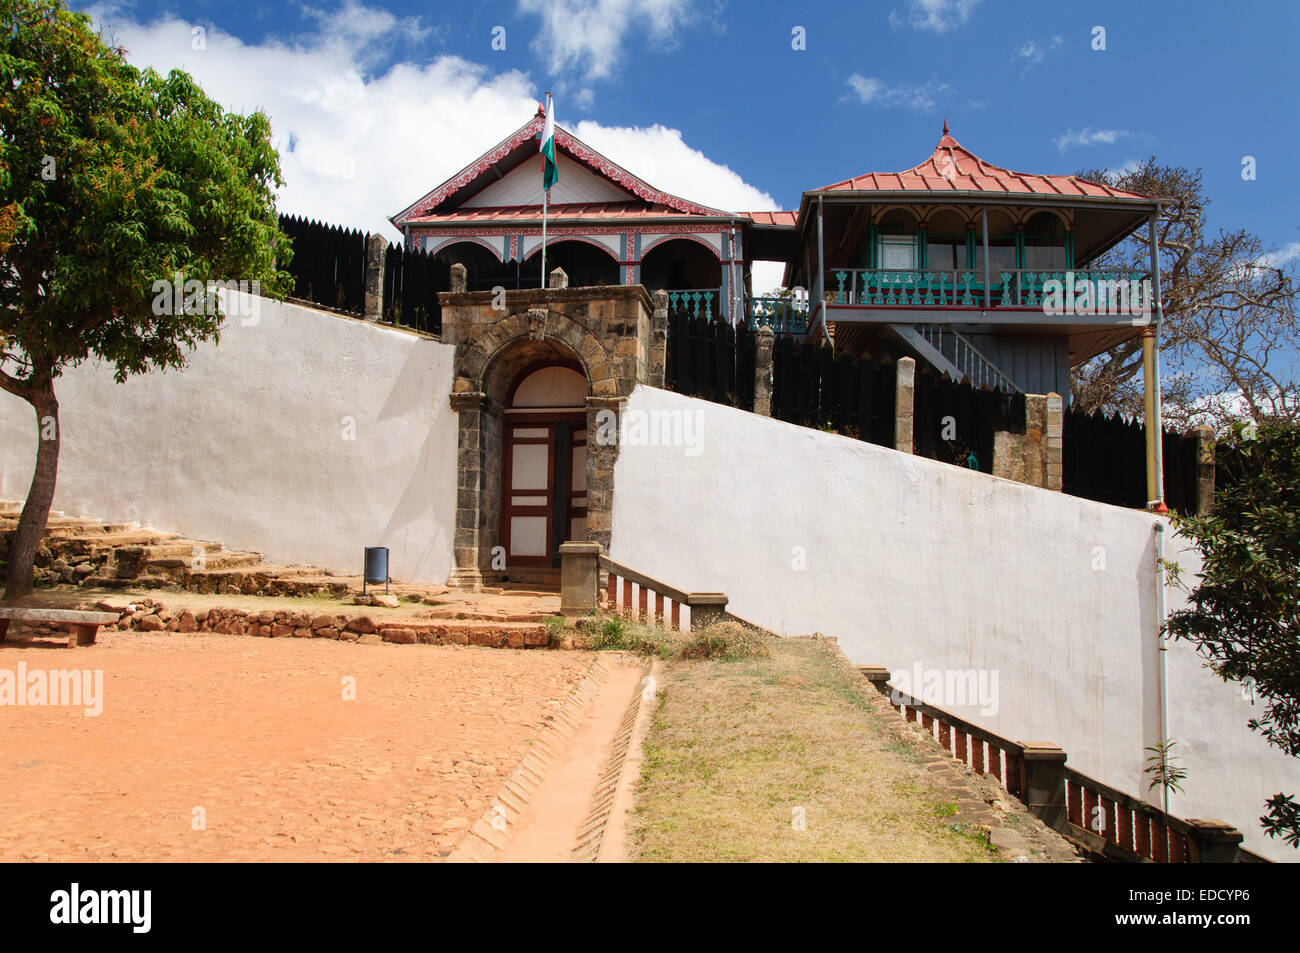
left=942, top=118, right=949, bottom=136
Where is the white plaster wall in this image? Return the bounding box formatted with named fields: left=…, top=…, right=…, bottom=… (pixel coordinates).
left=610, top=385, right=1300, bottom=861
left=0, top=292, right=458, bottom=584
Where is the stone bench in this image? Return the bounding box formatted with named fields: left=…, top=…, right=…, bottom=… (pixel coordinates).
left=0, top=607, right=120, bottom=647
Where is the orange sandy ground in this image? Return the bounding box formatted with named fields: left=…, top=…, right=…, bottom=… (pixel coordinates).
left=0, top=628, right=592, bottom=861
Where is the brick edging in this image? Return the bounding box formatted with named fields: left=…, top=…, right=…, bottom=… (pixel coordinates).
left=60, top=597, right=552, bottom=650
left=571, top=659, right=654, bottom=862
left=447, top=655, right=613, bottom=862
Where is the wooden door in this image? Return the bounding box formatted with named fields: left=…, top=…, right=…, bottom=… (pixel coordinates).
left=501, top=413, right=587, bottom=567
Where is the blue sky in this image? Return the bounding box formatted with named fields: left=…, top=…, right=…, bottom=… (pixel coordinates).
left=84, top=0, right=1299, bottom=269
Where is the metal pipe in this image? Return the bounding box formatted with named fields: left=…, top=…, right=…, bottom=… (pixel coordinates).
left=1147, top=213, right=1166, bottom=509
left=1155, top=519, right=1170, bottom=815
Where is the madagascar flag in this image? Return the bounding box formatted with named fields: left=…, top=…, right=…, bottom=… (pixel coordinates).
left=540, top=95, right=558, bottom=191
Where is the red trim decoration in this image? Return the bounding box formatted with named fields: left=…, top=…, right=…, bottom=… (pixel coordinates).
left=411, top=223, right=724, bottom=241
left=393, top=115, right=731, bottom=226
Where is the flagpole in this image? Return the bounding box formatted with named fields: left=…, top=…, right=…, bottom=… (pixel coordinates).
left=541, top=92, right=550, bottom=289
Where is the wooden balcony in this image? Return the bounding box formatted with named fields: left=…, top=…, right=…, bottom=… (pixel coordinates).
left=821, top=268, right=1152, bottom=328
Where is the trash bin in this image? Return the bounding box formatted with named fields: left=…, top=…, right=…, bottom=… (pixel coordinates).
left=363, top=546, right=389, bottom=594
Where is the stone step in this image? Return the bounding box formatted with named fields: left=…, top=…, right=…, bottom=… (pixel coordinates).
left=504, top=568, right=562, bottom=585
left=139, top=540, right=226, bottom=559
left=0, top=516, right=135, bottom=536
left=40, top=519, right=138, bottom=537
left=142, top=547, right=257, bottom=570
left=374, top=618, right=550, bottom=648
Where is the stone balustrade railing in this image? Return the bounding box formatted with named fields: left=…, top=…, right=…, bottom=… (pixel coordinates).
left=857, top=666, right=1263, bottom=863
left=558, top=542, right=728, bottom=632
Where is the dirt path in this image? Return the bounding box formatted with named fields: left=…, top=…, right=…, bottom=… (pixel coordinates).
left=0, top=630, right=591, bottom=862
left=495, top=658, right=645, bottom=862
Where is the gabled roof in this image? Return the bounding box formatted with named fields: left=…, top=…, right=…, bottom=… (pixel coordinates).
left=812, top=122, right=1153, bottom=200
left=391, top=106, right=733, bottom=227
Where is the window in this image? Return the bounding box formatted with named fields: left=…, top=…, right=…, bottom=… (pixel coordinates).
left=877, top=234, right=918, bottom=270
left=926, top=236, right=965, bottom=270
left=974, top=238, right=1017, bottom=273
left=1023, top=211, right=1069, bottom=270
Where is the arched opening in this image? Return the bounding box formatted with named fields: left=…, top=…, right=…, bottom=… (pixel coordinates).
left=924, top=208, right=969, bottom=271
left=874, top=208, right=921, bottom=270
left=521, top=239, right=620, bottom=288
left=498, top=358, right=590, bottom=573
left=430, top=240, right=515, bottom=291
left=975, top=208, right=1018, bottom=274
left=1023, top=210, right=1069, bottom=270
left=640, top=237, right=721, bottom=295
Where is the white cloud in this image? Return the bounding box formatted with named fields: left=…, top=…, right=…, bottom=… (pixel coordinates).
left=1258, top=241, right=1300, bottom=270
left=889, top=0, right=980, bottom=33
left=518, top=0, right=694, bottom=81
left=1014, top=35, right=1063, bottom=67
left=573, top=121, right=776, bottom=213
left=846, top=73, right=951, bottom=111
left=300, top=0, right=430, bottom=45
left=1054, top=127, right=1134, bottom=152
left=1107, top=157, right=1143, bottom=178
left=84, top=4, right=783, bottom=283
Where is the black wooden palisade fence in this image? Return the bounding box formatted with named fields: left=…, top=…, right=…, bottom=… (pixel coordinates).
left=382, top=242, right=450, bottom=335
left=912, top=365, right=1026, bottom=474
left=278, top=214, right=366, bottom=314
left=278, top=214, right=447, bottom=334
left=770, top=336, right=896, bottom=448
left=1063, top=409, right=1201, bottom=513
left=664, top=310, right=756, bottom=410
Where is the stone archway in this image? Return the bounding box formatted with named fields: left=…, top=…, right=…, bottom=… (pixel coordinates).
left=443, top=281, right=661, bottom=589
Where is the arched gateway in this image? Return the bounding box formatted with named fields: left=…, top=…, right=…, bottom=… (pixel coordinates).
left=443, top=267, right=667, bottom=589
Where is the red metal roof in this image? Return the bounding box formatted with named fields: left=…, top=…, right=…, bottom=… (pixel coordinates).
left=814, top=123, right=1153, bottom=200
left=744, top=211, right=799, bottom=227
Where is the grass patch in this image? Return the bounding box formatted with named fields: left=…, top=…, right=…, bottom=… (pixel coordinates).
left=567, top=613, right=771, bottom=661
left=629, top=637, right=1001, bottom=863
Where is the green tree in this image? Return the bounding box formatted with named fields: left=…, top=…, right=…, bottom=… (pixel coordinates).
left=1164, top=422, right=1300, bottom=848
left=0, top=0, right=290, bottom=597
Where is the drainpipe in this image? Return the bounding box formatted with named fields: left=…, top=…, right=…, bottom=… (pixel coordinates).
left=1154, top=519, right=1170, bottom=815
left=1144, top=211, right=1168, bottom=512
